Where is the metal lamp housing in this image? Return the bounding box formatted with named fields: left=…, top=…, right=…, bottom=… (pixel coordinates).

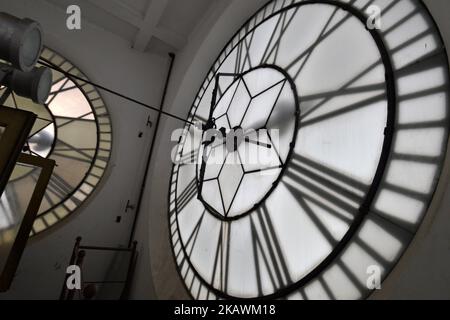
left=9, top=66, right=52, bottom=104
left=0, top=12, right=44, bottom=72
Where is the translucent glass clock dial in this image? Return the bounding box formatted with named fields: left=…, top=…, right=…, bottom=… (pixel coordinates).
left=169, top=0, right=450, bottom=300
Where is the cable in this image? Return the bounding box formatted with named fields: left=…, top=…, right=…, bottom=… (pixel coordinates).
left=38, top=58, right=194, bottom=126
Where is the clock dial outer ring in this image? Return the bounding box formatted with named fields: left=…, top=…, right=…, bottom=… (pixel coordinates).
left=170, top=0, right=396, bottom=300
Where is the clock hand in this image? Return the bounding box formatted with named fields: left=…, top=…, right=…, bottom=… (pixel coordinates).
left=198, top=131, right=220, bottom=197
left=198, top=72, right=230, bottom=197
left=241, top=128, right=272, bottom=149
left=198, top=135, right=226, bottom=199
left=216, top=127, right=273, bottom=150
left=199, top=72, right=250, bottom=198
left=244, top=137, right=272, bottom=149
left=198, top=143, right=209, bottom=197
left=207, top=75, right=221, bottom=125
left=203, top=72, right=242, bottom=131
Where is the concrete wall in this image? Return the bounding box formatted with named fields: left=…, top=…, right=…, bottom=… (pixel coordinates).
left=0, top=0, right=168, bottom=299
left=130, top=0, right=450, bottom=300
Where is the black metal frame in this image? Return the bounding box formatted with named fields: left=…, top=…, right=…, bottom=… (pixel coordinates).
left=168, top=0, right=399, bottom=300
left=196, top=64, right=300, bottom=221
left=0, top=107, right=36, bottom=195
left=4, top=89, right=58, bottom=182
left=0, top=153, right=55, bottom=292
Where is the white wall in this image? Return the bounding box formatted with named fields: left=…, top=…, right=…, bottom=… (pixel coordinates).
left=0, top=0, right=169, bottom=299
left=130, top=0, right=450, bottom=300
left=1, top=0, right=449, bottom=300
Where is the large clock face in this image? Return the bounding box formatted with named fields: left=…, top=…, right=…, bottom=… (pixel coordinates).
left=0, top=48, right=112, bottom=236
left=169, top=0, right=450, bottom=300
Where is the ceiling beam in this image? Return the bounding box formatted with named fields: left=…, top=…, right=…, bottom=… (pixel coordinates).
left=133, top=0, right=169, bottom=52
left=86, top=0, right=143, bottom=27
left=153, top=28, right=187, bottom=50
left=77, top=0, right=187, bottom=52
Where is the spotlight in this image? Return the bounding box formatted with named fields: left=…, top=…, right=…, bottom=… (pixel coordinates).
left=9, top=66, right=52, bottom=104
left=0, top=13, right=51, bottom=104
left=0, top=12, right=43, bottom=72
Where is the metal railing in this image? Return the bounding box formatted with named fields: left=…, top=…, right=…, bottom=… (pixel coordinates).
left=60, top=237, right=138, bottom=300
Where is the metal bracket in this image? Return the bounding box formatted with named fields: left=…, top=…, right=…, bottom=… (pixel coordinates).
left=146, top=116, right=153, bottom=128
left=125, top=200, right=135, bottom=213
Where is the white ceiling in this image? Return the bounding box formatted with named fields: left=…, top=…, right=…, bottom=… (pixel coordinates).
left=45, top=0, right=216, bottom=54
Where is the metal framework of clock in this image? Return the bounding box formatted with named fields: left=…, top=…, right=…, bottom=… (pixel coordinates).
left=169, top=0, right=450, bottom=300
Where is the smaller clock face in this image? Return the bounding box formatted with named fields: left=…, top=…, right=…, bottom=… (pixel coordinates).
left=0, top=47, right=113, bottom=236
left=198, top=66, right=299, bottom=219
